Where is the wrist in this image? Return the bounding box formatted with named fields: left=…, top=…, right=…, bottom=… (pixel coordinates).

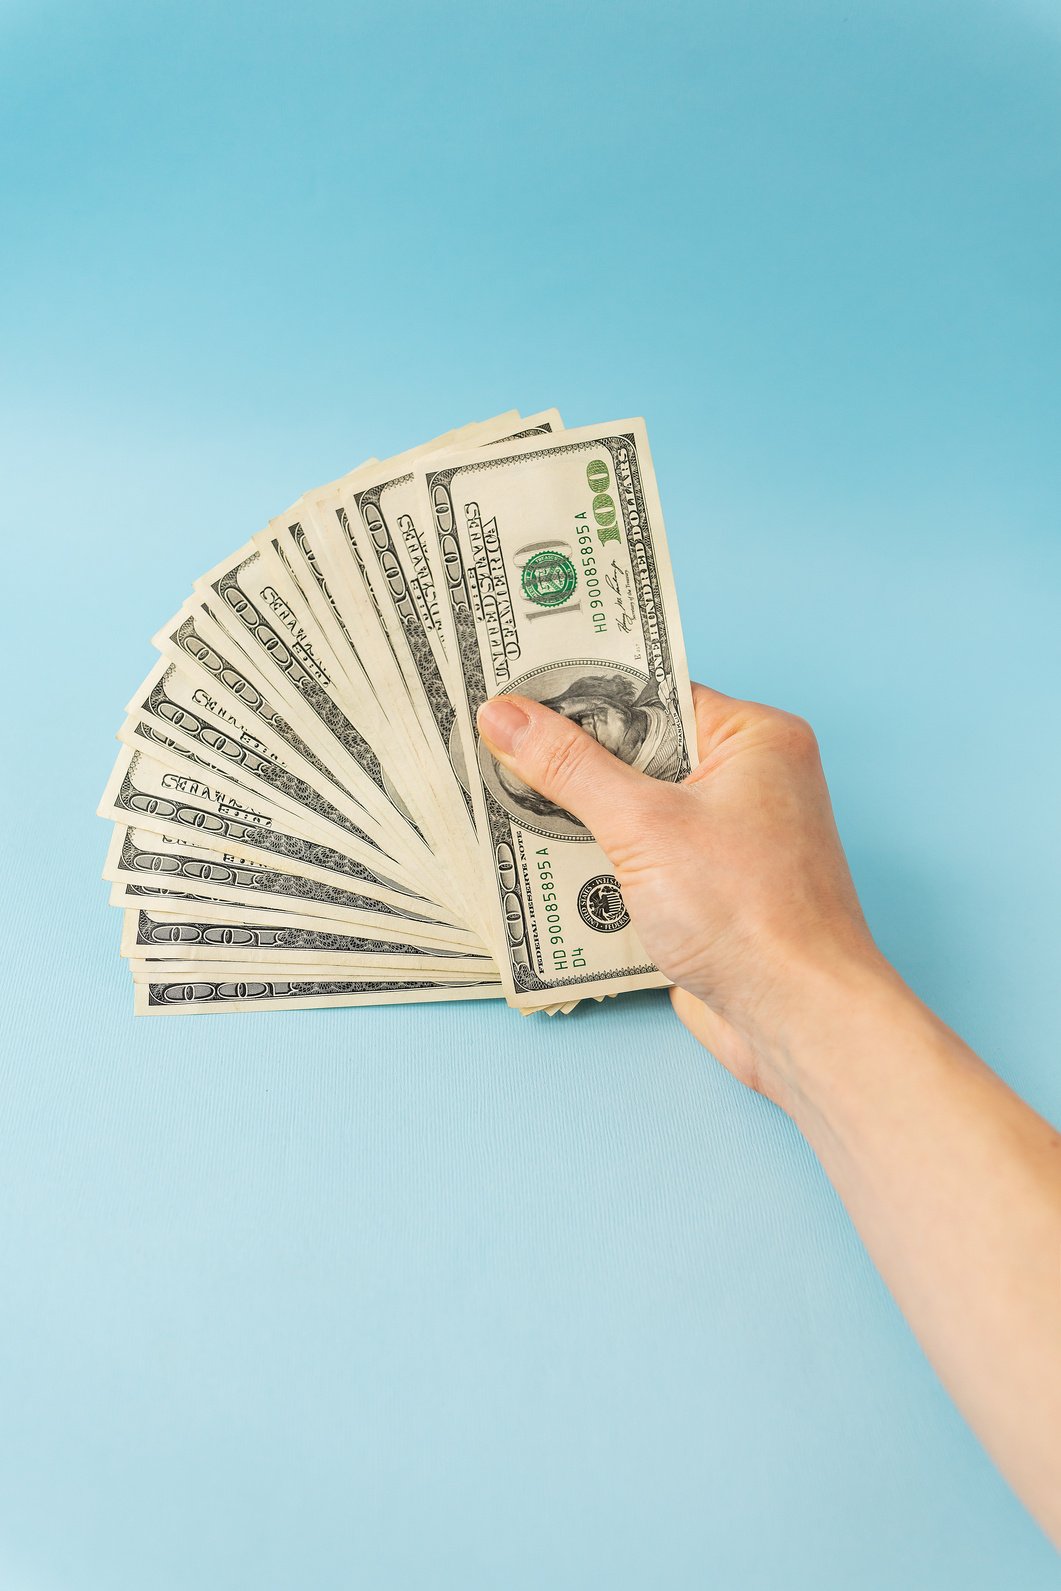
left=747, top=946, right=919, bottom=1127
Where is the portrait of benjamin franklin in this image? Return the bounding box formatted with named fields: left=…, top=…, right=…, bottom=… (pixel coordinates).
left=481, top=666, right=685, bottom=837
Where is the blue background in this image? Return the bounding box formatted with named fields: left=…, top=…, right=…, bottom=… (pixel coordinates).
left=2, top=1, right=1059, bottom=1585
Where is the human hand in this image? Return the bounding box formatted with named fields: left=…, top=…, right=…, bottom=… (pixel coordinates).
left=481, top=683, right=1061, bottom=1546
left=476, top=685, right=887, bottom=1112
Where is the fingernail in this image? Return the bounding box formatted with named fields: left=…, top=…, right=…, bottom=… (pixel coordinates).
left=477, top=697, right=530, bottom=756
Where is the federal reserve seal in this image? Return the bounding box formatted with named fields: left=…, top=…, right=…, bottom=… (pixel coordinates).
left=576, top=874, right=630, bottom=933
left=520, top=549, right=577, bottom=608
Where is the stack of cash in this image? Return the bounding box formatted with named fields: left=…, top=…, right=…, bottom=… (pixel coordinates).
left=99, top=411, right=697, bottom=1016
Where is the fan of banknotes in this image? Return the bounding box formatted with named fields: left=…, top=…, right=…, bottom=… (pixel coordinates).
left=99, top=409, right=696, bottom=1016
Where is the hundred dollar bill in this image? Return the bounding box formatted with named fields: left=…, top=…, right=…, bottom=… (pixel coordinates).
left=288, top=420, right=540, bottom=839
left=102, top=824, right=485, bottom=950
left=254, top=416, right=559, bottom=945
left=276, top=426, right=493, bottom=766
left=151, top=602, right=433, bottom=882
left=187, top=540, right=440, bottom=876
left=122, top=907, right=494, bottom=974
left=341, top=411, right=564, bottom=774
left=517, top=1001, right=581, bottom=1016
left=419, top=418, right=697, bottom=1008
left=134, top=975, right=503, bottom=1016
left=122, top=656, right=368, bottom=844
left=112, top=893, right=362, bottom=933
left=255, top=495, right=465, bottom=874
left=341, top=411, right=563, bottom=705
left=119, top=660, right=434, bottom=902
left=97, top=745, right=460, bottom=928
left=281, top=417, right=518, bottom=714
left=304, top=410, right=568, bottom=919
left=129, top=959, right=492, bottom=983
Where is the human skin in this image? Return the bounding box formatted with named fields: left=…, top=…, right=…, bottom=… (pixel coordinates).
left=477, top=683, right=1061, bottom=1547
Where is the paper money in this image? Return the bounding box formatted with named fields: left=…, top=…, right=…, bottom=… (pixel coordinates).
left=418, top=419, right=696, bottom=1007
left=102, top=824, right=481, bottom=947
left=134, top=976, right=502, bottom=1016
left=100, top=743, right=437, bottom=920
left=121, top=908, right=492, bottom=973
left=99, top=412, right=693, bottom=1014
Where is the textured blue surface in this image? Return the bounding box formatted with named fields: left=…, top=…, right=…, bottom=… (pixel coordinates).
left=2, top=2, right=1059, bottom=1585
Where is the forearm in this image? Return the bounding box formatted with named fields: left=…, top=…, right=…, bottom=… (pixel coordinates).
left=776, top=957, right=1061, bottom=1545
left=490, top=677, right=1061, bottom=1536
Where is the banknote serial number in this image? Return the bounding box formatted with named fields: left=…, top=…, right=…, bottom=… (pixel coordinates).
left=536, top=848, right=586, bottom=973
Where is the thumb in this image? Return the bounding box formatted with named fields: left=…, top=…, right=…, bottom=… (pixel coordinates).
left=475, top=693, right=662, bottom=849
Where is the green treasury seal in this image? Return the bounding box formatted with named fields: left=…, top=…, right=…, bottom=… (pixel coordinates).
left=521, top=550, right=577, bottom=608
